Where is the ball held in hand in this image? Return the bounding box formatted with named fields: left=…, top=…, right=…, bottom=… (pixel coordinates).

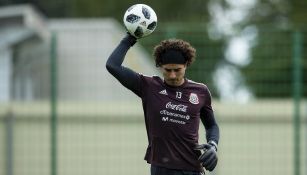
left=123, top=4, right=157, bottom=38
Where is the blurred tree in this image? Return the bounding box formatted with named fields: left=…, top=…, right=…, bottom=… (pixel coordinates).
left=0, top=0, right=210, bottom=21
left=1, top=0, right=306, bottom=97
left=203, top=0, right=307, bottom=98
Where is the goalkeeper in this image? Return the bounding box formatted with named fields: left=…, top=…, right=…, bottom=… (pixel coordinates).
left=106, top=33, right=220, bottom=175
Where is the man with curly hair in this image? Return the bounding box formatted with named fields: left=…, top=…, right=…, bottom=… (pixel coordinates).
left=106, top=33, right=220, bottom=175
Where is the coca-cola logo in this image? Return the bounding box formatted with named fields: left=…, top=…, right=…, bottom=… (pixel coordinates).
left=165, top=102, right=188, bottom=112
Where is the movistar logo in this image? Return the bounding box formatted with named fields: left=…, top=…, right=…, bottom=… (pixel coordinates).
left=162, top=117, right=169, bottom=121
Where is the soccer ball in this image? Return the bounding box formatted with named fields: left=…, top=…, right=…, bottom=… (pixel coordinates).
left=123, top=4, right=157, bottom=38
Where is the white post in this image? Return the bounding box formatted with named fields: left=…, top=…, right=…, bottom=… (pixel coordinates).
left=0, top=47, right=12, bottom=102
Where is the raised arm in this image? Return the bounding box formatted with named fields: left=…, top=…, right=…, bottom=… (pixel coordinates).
left=106, top=34, right=141, bottom=94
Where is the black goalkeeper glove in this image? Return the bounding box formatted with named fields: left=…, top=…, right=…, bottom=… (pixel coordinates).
left=121, top=32, right=137, bottom=46
left=195, top=141, right=218, bottom=171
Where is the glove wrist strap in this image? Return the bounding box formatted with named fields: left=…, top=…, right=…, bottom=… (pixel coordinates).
left=208, top=141, right=218, bottom=151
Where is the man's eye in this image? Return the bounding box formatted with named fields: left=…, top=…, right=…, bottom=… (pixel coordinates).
left=174, top=69, right=181, bottom=72
left=164, top=68, right=181, bottom=72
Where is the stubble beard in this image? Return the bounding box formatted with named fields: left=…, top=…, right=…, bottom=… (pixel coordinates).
left=166, top=78, right=184, bottom=86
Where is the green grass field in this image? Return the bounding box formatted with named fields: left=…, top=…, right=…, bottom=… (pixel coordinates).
left=0, top=100, right=306, bottom=175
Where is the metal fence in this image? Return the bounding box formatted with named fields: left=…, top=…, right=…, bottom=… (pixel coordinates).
left=0, top=23, right=306, bottom=175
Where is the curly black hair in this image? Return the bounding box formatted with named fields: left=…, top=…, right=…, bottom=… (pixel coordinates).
left=153, top=39, right=196, bottom=67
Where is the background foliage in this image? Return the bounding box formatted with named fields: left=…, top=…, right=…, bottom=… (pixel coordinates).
left=1, top=0, right=306, bottom=98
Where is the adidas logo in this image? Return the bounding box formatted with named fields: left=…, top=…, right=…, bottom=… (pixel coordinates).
left=159, top=89, right=168, bottom=95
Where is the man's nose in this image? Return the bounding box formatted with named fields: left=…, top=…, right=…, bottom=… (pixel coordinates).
left=169, top=71, right=176, bottom=78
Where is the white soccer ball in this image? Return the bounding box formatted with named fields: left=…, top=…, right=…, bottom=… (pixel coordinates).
left=123, top=4, right=157, bottom=38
